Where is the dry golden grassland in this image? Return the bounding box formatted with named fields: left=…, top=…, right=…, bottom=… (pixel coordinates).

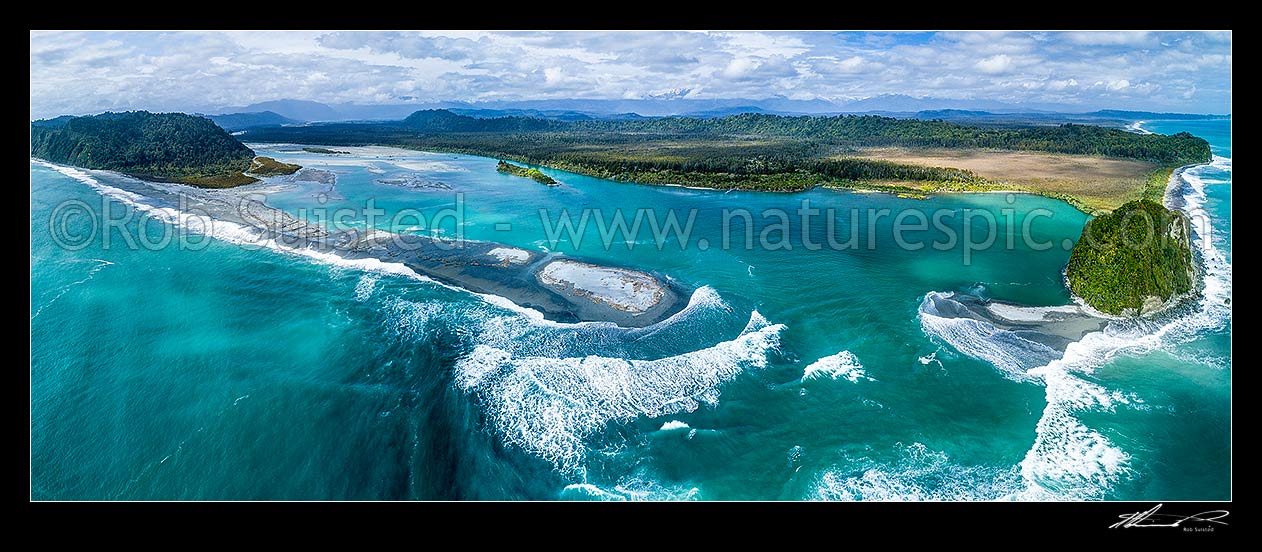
left=846, top=147, right=1162, bottom=212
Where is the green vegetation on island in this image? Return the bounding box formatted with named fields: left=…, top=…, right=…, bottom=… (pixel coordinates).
left=302, top=147, right=351, bottom=154
left=30, top=111, right=263, bottom=188
left=497, top=160, right=558, bottom=185
left=241, top=109, right=1210, bottom=205
left=247, top=156, right=302, bottom=177
left=1066, top=199, right=1195, bottom=315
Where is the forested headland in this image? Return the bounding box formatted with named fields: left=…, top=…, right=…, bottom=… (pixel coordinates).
left=30, top=111, right=295, bottom=187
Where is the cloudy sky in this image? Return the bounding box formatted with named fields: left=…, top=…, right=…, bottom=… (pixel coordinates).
left=29, top=31, right=1231, bottom=118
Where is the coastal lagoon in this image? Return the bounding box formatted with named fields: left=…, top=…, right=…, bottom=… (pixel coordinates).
left=30, top=120, right=1230, bottom=500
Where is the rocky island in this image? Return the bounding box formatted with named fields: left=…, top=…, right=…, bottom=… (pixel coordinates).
left=1066, top=198, right=1195, bottom=316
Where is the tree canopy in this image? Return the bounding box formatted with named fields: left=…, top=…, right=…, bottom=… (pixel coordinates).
left=31, top=111, right=257, bottom=186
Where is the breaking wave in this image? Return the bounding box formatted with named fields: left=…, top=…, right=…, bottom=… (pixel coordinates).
left=811, top=442, right=1023, bottom=501
left=918, top=292, right=1061, bottom=381
left=802, top=351, right=871, bottom=382
left=560, top=474, right=701, bottom=501
left=454, top=312, right=783, bottom=472
left=914, top=155, right=1231, bottom=500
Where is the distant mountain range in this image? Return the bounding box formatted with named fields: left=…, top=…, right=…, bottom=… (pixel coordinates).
left=203, top=111, right=300, bottom=131
left=215, top=100, right=342, bottom=122
left=840, top=94, right=1023, bottom=113
left=199, top=96, right=1229, bottom=126
left=446, top=108, right=649, bottom=122
left=900, top=109, right=1229, bottom=128
left=211, top=97, right=835, bottom=121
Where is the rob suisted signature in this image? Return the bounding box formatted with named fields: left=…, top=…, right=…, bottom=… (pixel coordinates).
left=1110, top=504, right=1229, bottom=530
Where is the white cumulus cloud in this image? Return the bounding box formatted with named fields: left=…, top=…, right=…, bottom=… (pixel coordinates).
left=974, top=54, right=1014, bottom=75
left=28, top=31, right=1233, bottom=118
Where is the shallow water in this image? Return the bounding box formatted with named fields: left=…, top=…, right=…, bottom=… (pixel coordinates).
left=30, top=121, right=1230, bottom=500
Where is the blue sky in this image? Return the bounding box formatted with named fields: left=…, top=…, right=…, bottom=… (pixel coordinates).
left=29, top=31, right=1231, bottom=118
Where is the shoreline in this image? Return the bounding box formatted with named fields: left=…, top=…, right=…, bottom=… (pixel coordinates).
left=33, top=159, right=691, bottom=328
left=1126, top=120, right=1154, bottom=135
left=921, top=291, right=1109, bottom=354
left=244, top=144, right=1211, bottom=326
left=1161, top=161, right=1212, bottom=213
left=1156, top=158, right=1218, bottom=311
left=925, top=157, right=1214, bottom=351
left=1059, top=159, right=1212, bottom=319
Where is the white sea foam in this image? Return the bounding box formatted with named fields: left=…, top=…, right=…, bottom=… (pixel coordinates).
left=37, top=162, right=586, bottom=361
left=354, top=275, right=378, bottom=301
left=1126, top=121, right=1153, bottom=135
left=37, top=159, right=772, bottom=479
left=811, top=443, right=1023, bottom=501
left=916, top=154, right=1231, bottom=500
left=1015, top=363, right=1133, bottom=500
left=372, top=283, right=735, bottom=386
left=560, top=476, right=701, bottom=501
left=802, top=351, right=871, bottom=382
left=918, top=293, right=1060, bottom=381
left=918, top=348, right=944, bottom=368
left=454, top=312, right=783, bottom=472
left=787, top=445, right=805, bottom=468
left=38, top=160, right=685, bottom=333
left=30, top=258, right=114, bottom=320
left=559, top=483, right=630, bottom=501
left=653, top=420, right=706, bottom=440
left=37, top=162, right=250, bottom=248
left=623, top=285, right=729, bottom=340
left=1012, top=269, right=1227, bottom=500
left=1172, top=156, right=1233, bottom=325
left=461, top=284, right=731, bottom=355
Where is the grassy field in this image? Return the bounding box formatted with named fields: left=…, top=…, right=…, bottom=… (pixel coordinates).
left=846, top=147, right=1162, bottom=212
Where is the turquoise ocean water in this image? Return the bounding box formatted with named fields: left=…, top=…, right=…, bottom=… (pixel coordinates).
left=30, top=120, right=1230, bottom=500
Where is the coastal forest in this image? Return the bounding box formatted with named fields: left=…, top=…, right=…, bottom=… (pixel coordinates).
left=31, top=111, right=260, bottom=187
left=31, top=109, right=1212, bottom=200
left=243, top=109, right=1211, bottom=194
left=1066, top=198, right=1195, bottom=315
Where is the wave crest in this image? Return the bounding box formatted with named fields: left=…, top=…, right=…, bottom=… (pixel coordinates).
left=455, top=312, right=783, bottom=472
left=802, top=351, right=870, bottom=382
left=811, top=443, right=1023, bottom=501
left=918, top=292, right=1061, bottom=381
